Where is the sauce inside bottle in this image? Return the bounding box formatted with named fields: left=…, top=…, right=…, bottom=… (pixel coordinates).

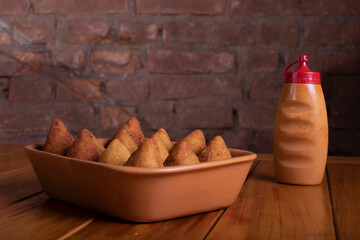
left=273, top=55, right=328, bottom=185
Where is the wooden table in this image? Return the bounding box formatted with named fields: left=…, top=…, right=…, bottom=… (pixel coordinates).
left=0, top=144, right=359, bottom=240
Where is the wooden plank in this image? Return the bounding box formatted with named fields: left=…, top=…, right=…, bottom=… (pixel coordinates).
left=207, top=161, right=336, bottom=240
left=0, top=167, right=42, bottom=208
left=0, top=150, right=30, bottom=174
left=0, top=144, right=24, bottom=154
left=327, top=163, right=360, bottom=240
left=65, top=209, right=224, bottom=240
left=0, top=193, right=97, bottom=240
left=327, top=156, right=360, bottom=164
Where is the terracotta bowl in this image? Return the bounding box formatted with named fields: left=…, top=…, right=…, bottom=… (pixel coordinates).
left=24, top=139, right=257, bottom=222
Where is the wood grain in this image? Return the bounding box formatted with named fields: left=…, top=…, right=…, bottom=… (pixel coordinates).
left=0, top=150, right=30, bottom=174
left=0, top=167, right=42, bottom=208
left=207, top=161, right=336, bottom=240
left=0, top=193, right=96, bottom=240
left=0, top=144, right=24, bottom=154
left=327, top=163, right=360, bottom=240
left=327, top=156, right=360, bottom=164
left=66, top=209, right=224, bottom=240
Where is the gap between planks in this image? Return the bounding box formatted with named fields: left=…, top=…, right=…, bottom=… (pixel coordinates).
left=0, top=191, right=43, bottom=210
left=203, top=159, right=261, bottom=240
left=326, top=167, right=340, bottom=240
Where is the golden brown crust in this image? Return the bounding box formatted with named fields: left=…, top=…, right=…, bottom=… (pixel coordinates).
left=151, top=132, right=169, bottom=163
left=153, top=128, right=172, bottom=152
left=66, top=129, right=105, bottom=161
left=113, top=128, right=138, bottom=154
left=99, top=139, right=131, bottom=166
left=199, top=136, right=231, bottom=162
left=164, top=141, right=200, bottom=166
left=124, top=138, right=163, bottom=168
left=43, top=118, right=74, bottom=155
left=114, top=117, right=145, bottom=146
left=181, top=129, right=206, bottom=155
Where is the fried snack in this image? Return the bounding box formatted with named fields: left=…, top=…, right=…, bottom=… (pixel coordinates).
left=151, top=131, right=169, bottom=163
left=66, top=129, right=105, bottom=161
left=124, top=138, right=163, bottom=168
left=152, top=128, right=172, bottom=151
left=114, top=117, right=145, bottom=146
left=164, top=141, right=200, bottom=166
left=199, top=136, right=232, bottom=162
left=181, top=129, right=206, bottom=155
left=113, top=128, right=138, bottom=154
left=99, top=139, right=131, bottom=166
left=43, top=118, right=74, bottom=155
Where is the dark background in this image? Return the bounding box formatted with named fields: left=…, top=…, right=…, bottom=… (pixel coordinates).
left=0, top=0, right=359, bottom=155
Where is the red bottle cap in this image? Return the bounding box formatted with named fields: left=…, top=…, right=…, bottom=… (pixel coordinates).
left=284, top=55, right=321, bottom=84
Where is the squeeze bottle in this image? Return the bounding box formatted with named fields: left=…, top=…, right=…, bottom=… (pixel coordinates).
left=273, top=55, right=328, bottom=185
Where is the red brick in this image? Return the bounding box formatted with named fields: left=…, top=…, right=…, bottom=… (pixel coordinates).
left=0, top=0, right=30, bottom=15
left=153, top=76, right=200, bottom=99
left=105, top=77, right=148, bottom=101
left=197, top=77, right=242, bottom=103
left=237, top=104, right=276, bottom=129
left=0, top=54, right=22, bottom=76
left=30, top=0, right=62, bottom=14
left=331, top=103, right=360, bottom=129
left=321, top=0, right=360, bottom=15
left=305, top=24, right=345, bottom=46
left=0, top=30, right=11, bottom=44
left=285, top=51, right=360, bottom=74
left=50, top=48, right=86, bottom=74
left=10, top=52, right=44, bottom=76
left=256, top=22, right=299, bottom=47
left=0, top=105, right=94, bottom=132
left=31, top=0, right=129, bottom=14
left=13, top=17, right=55, bottom=44
left=146, top=49, right=235, bottom=74
left=116, top=22, right=158, bottom=44
left=231, top=0, right=317, bottom=16
left=99, top=106, right=135, bottom=131
left=64, top=21, right=110, bottom=44
left=163, top=22, right=205, bottom=44
left=254, top=130, right=273, bottom=153
left=0, top=52, right=44, bottom=76
left=279, top=0, right=318, bottom=15
left=56, top=79, right=101, bottom=102
left=206, top=130, right=253, bottom=150
left=244, top=50, right=279, bottom=73
left=91, top=50, right=140, bottom=74
left=324, top=51, right=360, bottom=74
left=142, top=101, right=174, bottom=129
left=8, top=78, right=52, bottom=103
left=331, top=75, right=360, bottom=98
left=208, top=23, right=254, bottom=46
left=0, top=78, right=8, bottom=98
left=348, top=23, right=360, bottom=45
left=0, top=132, right=47, bottom=145
left=250, top=78, right=283, bottom=100
left=136, top=0, right=226, bottom=15
left=176, top=105, right=233, bottom=129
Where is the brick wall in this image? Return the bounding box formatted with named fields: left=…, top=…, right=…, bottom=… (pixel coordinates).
left=0, top=0, right=359, bottom=155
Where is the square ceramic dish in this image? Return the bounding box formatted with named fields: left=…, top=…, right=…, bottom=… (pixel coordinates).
left=24, top=139, right=257, bottom=222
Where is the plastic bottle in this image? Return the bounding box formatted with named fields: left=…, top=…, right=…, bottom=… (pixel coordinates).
left=273, top=55, right=328, bottom=185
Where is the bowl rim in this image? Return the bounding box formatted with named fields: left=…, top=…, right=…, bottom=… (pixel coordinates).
left=25, top=141, right=257, bottom=176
